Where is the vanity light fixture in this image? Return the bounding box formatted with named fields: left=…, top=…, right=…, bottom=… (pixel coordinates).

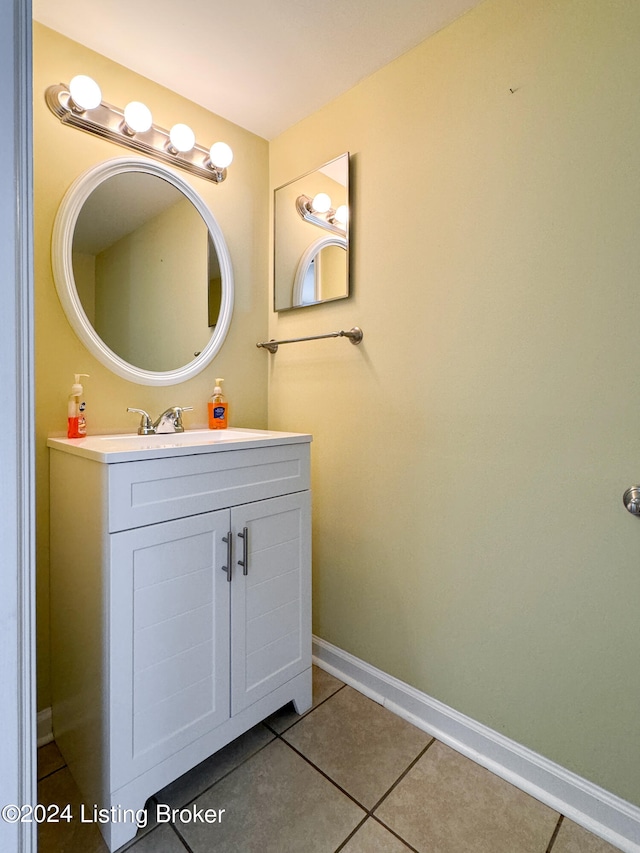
left=167, top=123, right=196, bottom=154
left=208, top=141, right=234, bottom=169
left=122, top=101, right=153, bottom=135
left=296, top=193, right=347, bottom=236
left=45, top=76, right=234, bottom=184
left=68, top=74, right=102, bottom=111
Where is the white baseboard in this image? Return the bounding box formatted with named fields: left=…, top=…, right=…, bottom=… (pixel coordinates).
left=36, top=707, right=53, bottom=747
left=313, top=636, right=640, bottom=853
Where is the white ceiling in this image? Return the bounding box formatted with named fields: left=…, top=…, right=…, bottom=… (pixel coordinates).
left=33, top=0, right=483, bottom=140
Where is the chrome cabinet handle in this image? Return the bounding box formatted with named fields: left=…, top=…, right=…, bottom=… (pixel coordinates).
left=221, top=532, right=232, bottom=582
left=238, top=527, right=249, bottom=575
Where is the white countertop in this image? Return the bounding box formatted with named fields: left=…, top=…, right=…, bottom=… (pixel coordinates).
left=47, top=427, right=312, bottom=463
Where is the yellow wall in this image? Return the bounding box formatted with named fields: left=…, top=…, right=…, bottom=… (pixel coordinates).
left=269, top=0, right=640, bottom=807
left=94, top=198, right=209, bottom=371
left=318, top=244, right=347, bottom=302
left=34, top=22, right=269, bottom=710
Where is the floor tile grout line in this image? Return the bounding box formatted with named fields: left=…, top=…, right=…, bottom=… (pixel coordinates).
left=164, top=716, right=431, bottom=853
left=369, top=814, right=422, bottom=853
left=39, top=723, right=564, bottom=853
left=41, top=681, right=432, bottom=852
left=39, top=687, right=351, bottom=841
left=263, top=682, right=348, bottom=736
left=144, top=690, right=361, bottom=853
left=330, top=737, right=436, bottom=853
left=37, top=762, right=67, bottom=784
left=369, top=737, right=436, bottom=814
left=277, top=735, right=371, bottom=813
left=37, top=763, right=68, bottom=784
left=331, top=815, right=369, bottom=853
left=36, top=682, right=348, bottom=796
left=332, top=812, right=422, bottom=853
left=271, top=678, right=437, bottom=819
left=169, top=731, right=278, bottom=810
left=132, top=684, right=355, bottom=847
left=276, top=730, right=436, bottom=823
left=156, top=690, right=347, bottom=814
left=169, top=819, right=196, bottom=853
left=545, top=814, right=564, bottom=853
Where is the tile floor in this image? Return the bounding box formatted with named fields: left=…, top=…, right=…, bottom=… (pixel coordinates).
left=38, top=666, right=623, bottom=853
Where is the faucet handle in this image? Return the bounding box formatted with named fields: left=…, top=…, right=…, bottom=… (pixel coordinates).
left=172, top=406, right=193, bottom=433
left=127, top=407, right=155, bottom=436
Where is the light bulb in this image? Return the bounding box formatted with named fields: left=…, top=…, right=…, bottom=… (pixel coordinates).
left=68, top=75, right=102, bottom=111
left=169, top=123, right=195, bottom=153
left=334, top=204, right=348, bottom=225
left=123, top=101, right=152, bottom=134
left=311, top=192, right=331, bottom=214
left=209, top=141, right=233, bottom=169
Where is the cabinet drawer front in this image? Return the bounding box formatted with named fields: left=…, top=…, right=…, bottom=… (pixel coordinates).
left=107, top=443, right=310, bottom=532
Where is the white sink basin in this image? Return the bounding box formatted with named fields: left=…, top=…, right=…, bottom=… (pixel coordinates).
left=98, top=428, right=271, bottom=448
left=48, top=427, right=311, bottom=463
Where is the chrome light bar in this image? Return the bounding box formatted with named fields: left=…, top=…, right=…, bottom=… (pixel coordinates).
left=45, top=79, right=233, bottom=184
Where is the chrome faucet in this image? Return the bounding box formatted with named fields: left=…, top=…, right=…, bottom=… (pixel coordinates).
left=127, top=406, right=194, bottom=435
left=153, top=406, right=194, bottom=433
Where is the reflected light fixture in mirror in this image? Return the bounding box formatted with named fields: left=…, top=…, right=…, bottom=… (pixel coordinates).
left=295, top=192, right=348, bottom=237
left=45, top=76, right=233, bottom=184
left=333, top=205, right=348, bottom=226
left=311, top=192, right=331, bottom=213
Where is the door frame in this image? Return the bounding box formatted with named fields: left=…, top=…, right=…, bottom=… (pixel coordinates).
left=0, top=0, right=36, bottom=851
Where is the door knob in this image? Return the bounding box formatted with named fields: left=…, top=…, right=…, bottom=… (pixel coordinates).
left=623, top=486, right=640, bottom=515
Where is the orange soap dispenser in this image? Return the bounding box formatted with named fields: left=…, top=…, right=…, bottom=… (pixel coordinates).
left=208, top=378, right=228, bottom=429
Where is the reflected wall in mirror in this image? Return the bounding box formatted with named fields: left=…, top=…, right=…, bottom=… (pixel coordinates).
left=53, top=157, right=233, bottom=386
left=274, top=153, right=349, bottom=311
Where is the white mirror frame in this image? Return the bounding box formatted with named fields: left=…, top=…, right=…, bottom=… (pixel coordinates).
left=52, top=157, right=234, bottom=386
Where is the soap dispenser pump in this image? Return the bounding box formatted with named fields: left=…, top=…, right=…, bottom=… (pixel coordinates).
left=208, top=378, right=228, bottom=430
left=67, top=374, right=89, bottom=438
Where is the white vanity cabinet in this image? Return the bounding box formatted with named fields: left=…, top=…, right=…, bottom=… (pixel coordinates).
left=48, top=429, right=312, bottom=851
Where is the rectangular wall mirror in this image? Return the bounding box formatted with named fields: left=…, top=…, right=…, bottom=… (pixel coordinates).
left=274, top=152, right=349, bottom=312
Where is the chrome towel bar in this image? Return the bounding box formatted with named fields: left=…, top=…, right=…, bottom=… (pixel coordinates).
left=256, top=326, right=363, bottom=354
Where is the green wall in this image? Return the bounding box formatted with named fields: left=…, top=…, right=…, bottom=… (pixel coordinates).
left=269, top=0, right=640, bottom=806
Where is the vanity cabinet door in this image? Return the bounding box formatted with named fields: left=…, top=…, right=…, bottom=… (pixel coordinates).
left=231, top=491, right=311, bottom=715
left=109, top=509, right=231, bottom=788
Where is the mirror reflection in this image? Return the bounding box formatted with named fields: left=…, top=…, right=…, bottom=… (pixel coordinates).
left=72, top=172, right=221, bottom=372
left=274, top=153, right=349, bottom=311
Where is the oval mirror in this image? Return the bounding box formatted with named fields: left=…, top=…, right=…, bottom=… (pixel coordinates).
left=52, top=157, right=233, bottom=386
